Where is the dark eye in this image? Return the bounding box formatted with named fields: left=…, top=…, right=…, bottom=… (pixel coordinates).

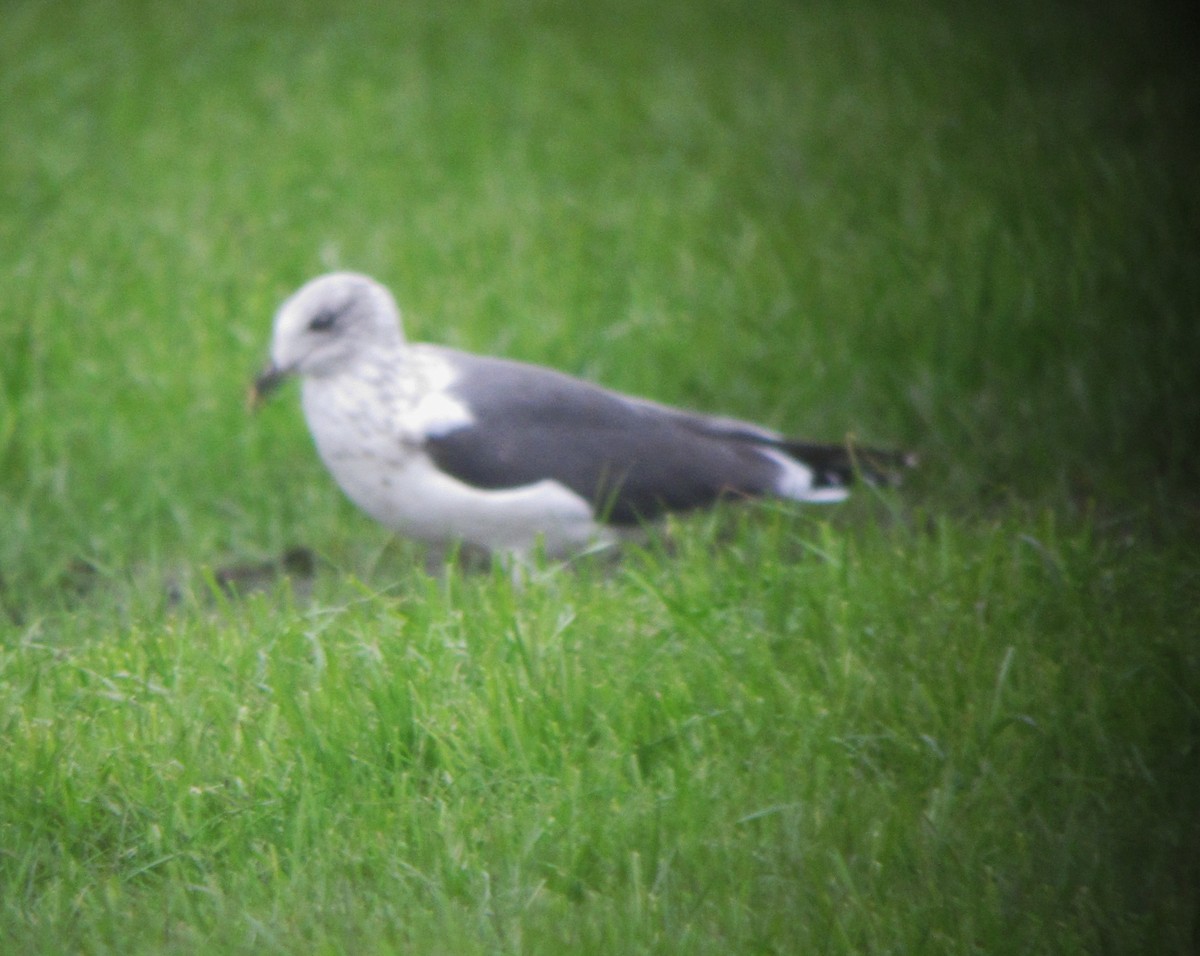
left=308, top=309, right=339, bottom=332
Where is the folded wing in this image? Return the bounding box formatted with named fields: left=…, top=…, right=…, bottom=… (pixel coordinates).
left=422, top=349, right=909, bottom=526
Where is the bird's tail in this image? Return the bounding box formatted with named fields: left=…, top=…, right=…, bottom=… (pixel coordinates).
left=759, top=437, right=916, bottom=502
left=779, top=438, right=916, bottom=491
left=673, top=407, right=916, bottom=502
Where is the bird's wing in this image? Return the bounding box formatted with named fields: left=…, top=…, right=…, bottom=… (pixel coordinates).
left=419, top=348, right=784, bottom=525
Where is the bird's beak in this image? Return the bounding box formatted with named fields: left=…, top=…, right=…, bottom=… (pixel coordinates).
left=247, top=361, right=290, bottom=410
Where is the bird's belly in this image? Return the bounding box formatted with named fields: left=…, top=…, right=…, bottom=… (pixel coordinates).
left=317, top=444, right=617, bottom=558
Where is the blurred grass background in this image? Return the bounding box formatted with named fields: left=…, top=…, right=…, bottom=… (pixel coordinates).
left=1, top=0, right=1198, bottom=952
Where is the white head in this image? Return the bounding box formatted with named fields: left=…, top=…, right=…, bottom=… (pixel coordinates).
left=252, top=272, right=404, bottom=401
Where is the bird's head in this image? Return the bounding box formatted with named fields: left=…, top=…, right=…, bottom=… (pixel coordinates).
left=249, top=272, right=404, bottom=407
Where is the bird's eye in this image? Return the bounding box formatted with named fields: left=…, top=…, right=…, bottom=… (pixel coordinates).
left=308, top=309, right=339, bottom=332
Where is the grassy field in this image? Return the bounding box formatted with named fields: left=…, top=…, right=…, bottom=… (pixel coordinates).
left=2, top=0, right=1198, bottom=952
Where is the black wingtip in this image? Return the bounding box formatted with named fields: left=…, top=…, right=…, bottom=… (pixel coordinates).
left=778, top=438, right=917, bottom=490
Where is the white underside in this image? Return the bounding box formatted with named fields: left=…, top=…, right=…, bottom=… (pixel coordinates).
left=328, top=449, right=622, bottom=558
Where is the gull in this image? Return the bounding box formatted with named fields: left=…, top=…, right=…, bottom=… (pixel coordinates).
left=251, top=272, right=912, bottom=561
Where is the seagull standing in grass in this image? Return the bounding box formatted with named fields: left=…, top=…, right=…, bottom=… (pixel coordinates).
left=251, top=272, right=912, bottom=561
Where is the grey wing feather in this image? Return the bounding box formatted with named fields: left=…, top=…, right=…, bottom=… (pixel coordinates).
left=422, top=351, right=782, bottom=525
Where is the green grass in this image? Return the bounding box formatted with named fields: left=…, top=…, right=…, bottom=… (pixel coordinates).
left=2, top=0, right=1198, bottom=952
